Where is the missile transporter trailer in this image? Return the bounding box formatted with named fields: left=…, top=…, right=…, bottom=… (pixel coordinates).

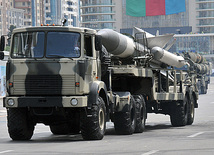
left=0, top=26, right=198, bottom=140
left=181, top=52, right=212, bottom=94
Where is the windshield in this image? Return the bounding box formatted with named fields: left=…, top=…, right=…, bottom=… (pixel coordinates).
left=11, top=31, right=81, bottom=58
left=46, top=32, right=80, bottom=58
left=12, top=32, right=45, bottom=58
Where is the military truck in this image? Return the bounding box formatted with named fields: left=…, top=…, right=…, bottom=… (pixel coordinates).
left=0, top=26, right=198, bottom=140
left=181, top=52, right=212, bottom=94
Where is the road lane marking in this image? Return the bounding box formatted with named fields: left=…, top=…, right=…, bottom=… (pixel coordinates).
left=0, top=150, right=13, bottom=154
left=187, top=132, right=204, bottom=138
left=142, top=150, right=159, bottom=155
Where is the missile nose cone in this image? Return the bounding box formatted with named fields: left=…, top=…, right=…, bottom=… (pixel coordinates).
left=98, top=29, right=135, bottom=58
left=98, top=29, right=120, bottom=52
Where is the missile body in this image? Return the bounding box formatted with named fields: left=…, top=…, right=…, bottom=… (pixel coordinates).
left=98, top=29, right=186, bottom=68
left=196, top=63, right=209, bottom=74
left=151, top=47, right=186, bottom=68
left=187, top=52, right=204, bottom=64
left=97, top=29, right=135, bottom=58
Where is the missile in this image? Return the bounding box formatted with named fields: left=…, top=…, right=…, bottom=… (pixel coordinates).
left=151, top=47, right=186, bottom=68
left=187, top=52, right=204, bottom=64
left=97, top=29, right=136, bottom=58
left=98, top=29, right=187, bottom=68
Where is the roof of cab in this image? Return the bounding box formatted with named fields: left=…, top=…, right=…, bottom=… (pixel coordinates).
left=12, top=26, right=97, bottom=34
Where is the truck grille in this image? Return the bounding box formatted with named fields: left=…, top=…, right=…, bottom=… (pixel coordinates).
left=13, top=75, right=76, bottom=95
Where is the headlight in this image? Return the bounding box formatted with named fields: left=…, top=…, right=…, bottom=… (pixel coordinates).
left=7, top=99, right=15, bottom=106
left=70, top=98, right=78, bottom=106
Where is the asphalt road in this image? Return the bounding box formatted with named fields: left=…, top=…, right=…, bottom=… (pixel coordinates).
left=0, top=78, right=214, bottom=155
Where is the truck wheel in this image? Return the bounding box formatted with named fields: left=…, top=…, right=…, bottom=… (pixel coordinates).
left=80, top=96, right=106, bottom=140
left=7, top=108, right=34, bottom=140
left=187, top=95, right=195, bottom=125
left=201, top=86, right=204, bottom=94
left=206, top=81, right=208, bottom=89
left=197, top=82, right=201, bottom=95
left=170, top=96, right=188, bottom=127
left=201, top=86, right=207, bottom=94
left=114, top=96, right=136, bottom=135
left=134, top=95, right=146, bottom=133
left=50, top=124, right=70, bottom=135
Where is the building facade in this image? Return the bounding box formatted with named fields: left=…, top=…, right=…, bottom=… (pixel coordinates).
left=79, top=0, right=122, bottom=31
left=172, top=33, right=214, bottom=55
left=35, top=0, right=45, bottom=26
left=14, top=0, right=33, bottom=26
left=45, top=0, right=61, bottom=25
left=196, top=0, right=214, bottom=33
left=62, top=0, right=79, bottom=27
left=122, top=0, right=189, bottom=30
left=0, top=0, right=24, bottom=36
left=121, top=0, right=214, bottom=34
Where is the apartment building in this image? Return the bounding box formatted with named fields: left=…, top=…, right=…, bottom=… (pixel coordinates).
left=79, top=0, right=122, bottom=31
left=0, top=0, right=24, bottom=36
left=61, top=0, right=79, bottom=26
left=196, top=0, right=214, bottom=33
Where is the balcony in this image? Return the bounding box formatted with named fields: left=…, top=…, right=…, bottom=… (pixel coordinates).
left=196, top=7, right=214, bottom=11
left=197, top=23, right=214, bottom=27
left=81, top=19, right=116, bottom=24
left=197, top=16, right=214, bottom=19
left=15, top=0, right=31, bottom=2
left=196, top=0, right=214, bottom=3
left=81, top=11, right=115, bottom=16
left=16, top=6, right=31, bottom=9
left=24, top=18, right=31, bottom=22
left=80, top=3, right=115, bottom=8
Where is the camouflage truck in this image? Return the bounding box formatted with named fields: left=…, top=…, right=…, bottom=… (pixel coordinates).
left=0, top=26, right=198, bottom=140
left=182, top=52, right=212, bottom=94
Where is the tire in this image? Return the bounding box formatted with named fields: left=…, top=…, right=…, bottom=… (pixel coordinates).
left=201, top=86, right=205, bottom=94
left=7, top=108, right=34, bottom=140
left=170, top=96, right=188, bottom=127
left=114, top=96, right=136, bottom=135
left=134, top=95, right=146, bottom=133
left=187, top=95, right=195, bottom=125
left=197, top=82, right=201, bottom=95
left=206, top=81, right=208, bottom=89
left=80, top=97, right=106, bottom=140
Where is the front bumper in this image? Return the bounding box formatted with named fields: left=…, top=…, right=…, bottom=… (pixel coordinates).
left=3, top=96, right=88, bottom=108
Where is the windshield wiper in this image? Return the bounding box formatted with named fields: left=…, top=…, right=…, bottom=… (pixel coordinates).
left=47, top=54, right=73, bottom=60
left=47, top=54, right=66, bottom=58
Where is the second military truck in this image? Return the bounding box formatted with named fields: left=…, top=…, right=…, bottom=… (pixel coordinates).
left=0, top=26, right=198, bottom=140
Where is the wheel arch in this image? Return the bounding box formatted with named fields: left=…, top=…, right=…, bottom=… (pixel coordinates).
left=88, top=81, right=109, bottom=107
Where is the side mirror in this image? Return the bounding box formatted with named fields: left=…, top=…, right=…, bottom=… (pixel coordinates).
left=95, top=35, right=102, bottom=51
left=0, top=36, right=5, bottom=51
left=0, top=51, right=4, bottom=60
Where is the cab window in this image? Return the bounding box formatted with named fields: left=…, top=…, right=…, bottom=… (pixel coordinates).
left=84, top=35, right=92, bottom=57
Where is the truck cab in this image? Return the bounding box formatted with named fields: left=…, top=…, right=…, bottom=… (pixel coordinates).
left=0, top=26, right=108, bottom=140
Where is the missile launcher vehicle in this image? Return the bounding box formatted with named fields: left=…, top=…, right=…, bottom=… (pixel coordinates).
left=0, top=26, right=198, bottom=140
left=180, top=52, right=212, bottom=94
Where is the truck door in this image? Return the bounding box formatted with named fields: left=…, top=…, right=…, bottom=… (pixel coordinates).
left=84, top=35, right=98, bottom=82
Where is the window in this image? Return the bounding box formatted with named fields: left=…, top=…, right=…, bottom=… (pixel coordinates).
left=84, top=35, right=92, bottom=57
left=46, top=32, right=81, bottom=58
left=12, top=32, right=45, bottom=58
